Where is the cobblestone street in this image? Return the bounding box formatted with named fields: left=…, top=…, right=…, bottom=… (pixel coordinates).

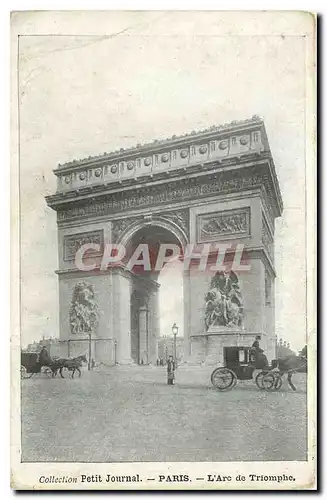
left=21, top=365, right=307, bottom=463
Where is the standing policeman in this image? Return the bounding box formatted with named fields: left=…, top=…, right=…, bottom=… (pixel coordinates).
left=167, top=355, right=176, bottom=385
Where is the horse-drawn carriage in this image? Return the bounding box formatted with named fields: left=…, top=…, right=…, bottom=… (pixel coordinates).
left=210, top=345, right=306, bottom=392
left=21, top=348, right=88, bottom=379
left=21, top=351, right=52, bottom=379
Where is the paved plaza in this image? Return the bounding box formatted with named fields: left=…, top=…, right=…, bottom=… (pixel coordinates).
left=21, top=365, right=307, bottom=463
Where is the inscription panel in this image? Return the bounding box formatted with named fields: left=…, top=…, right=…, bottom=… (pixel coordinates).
left=197, top=207, right=251, bottom=243
left=63, top=230, right=104, bottom=261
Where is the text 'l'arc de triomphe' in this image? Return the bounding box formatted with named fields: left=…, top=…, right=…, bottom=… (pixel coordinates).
left=46, top=116, right=283, bottom=366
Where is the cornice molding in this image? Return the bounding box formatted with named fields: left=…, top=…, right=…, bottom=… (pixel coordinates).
left=47, top=155, right=270, bottom=206
left=56, top=264, right=161, bottom=286
left=56, top=188, right=263, bottom=230
left=190, top=332, right=265, bottom=339
left=48, top=163, right=282, bottom=226
left=55, top=115, right=264, bottom=172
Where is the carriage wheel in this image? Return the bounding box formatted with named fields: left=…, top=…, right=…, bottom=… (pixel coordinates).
left=260, top=372, right=277, bottom=391
left=211, top=367, right=236, bottom=391
left=42, top=367, right=53, bottom=377
left=255, top=371, right=268, bottom=390
left=255, top=371, right=276, bottom=390
left=21, top=366, right=33, bottom=379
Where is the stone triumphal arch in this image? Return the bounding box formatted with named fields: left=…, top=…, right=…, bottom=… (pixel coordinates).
left=46, top=116, right=283, bottom=365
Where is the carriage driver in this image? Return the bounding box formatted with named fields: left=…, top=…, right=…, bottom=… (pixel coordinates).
left=252, top=335, right=261, bottom=350
left=36, top=346, right=52, bottom=366
left=251, top=336, right=269, bottom=369
left=36, top=346, right=46, bottom=364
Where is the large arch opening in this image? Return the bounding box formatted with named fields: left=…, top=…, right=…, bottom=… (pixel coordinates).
left=157, top=258, right=184, bottom=363
left=125, top=224, right=184, bottom=364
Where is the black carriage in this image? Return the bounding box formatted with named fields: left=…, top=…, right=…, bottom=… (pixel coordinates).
left=210, top=346, right=281, bottom=391
left=21, top=351, right=52, bottom=378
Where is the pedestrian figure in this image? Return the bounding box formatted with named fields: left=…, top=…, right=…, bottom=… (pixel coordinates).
left=167, top=355, right=176, bottom=385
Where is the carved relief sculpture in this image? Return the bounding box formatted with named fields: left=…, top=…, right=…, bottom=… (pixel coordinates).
left=262, top=216, right=273, bottom=259
left=198, top=208, right=250, bottom=242
left=161, top=210, right=189, bottom=238
left=64, top=230, right=104, bottom=260
left=111, top=217, right=139, bottom=242
left=56, top=170, right=268, bottom=223
left=204, top=271, right=243, bottom=329
left=111, top=210, right=189, bottom=243
left=69, top=282, right=99, bottom=335
left=265, top=271, right=272, bottom=306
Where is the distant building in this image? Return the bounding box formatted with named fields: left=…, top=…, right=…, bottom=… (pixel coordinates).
left=157, top=336, right=184, bottom=362
left=25, top=337, right=61, bottom=357
left=276, top=339, right=295, bottom=358
left=25, top=341, right=40, bottom=352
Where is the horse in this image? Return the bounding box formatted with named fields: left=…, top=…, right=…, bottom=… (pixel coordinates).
left=271, top=354, right=307, bottom=391
left=38, top=348, right=88, bottom=379
left=250, top=347, right=307, bottom=391
left=54, top=354, right=88, bottom=379
left=48, top=356, right=66, bottom=378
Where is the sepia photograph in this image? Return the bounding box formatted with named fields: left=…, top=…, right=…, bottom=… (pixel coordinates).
left=11, top=10, right=316, bottom=490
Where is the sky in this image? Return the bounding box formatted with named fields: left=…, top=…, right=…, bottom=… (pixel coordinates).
left=17, top=12, right=309, bottom=350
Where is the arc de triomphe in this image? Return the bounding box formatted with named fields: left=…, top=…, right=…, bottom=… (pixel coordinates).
left=46, top=116, right=283, bottom=365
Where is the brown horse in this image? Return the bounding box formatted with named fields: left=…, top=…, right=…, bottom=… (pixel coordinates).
left=36, top=348, right=65, bottom=378
left=54, top=355, right=88, bottom=378
left=39, top=349, right=87, bottom=379
left=271, top=354, right=307, bottom=391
